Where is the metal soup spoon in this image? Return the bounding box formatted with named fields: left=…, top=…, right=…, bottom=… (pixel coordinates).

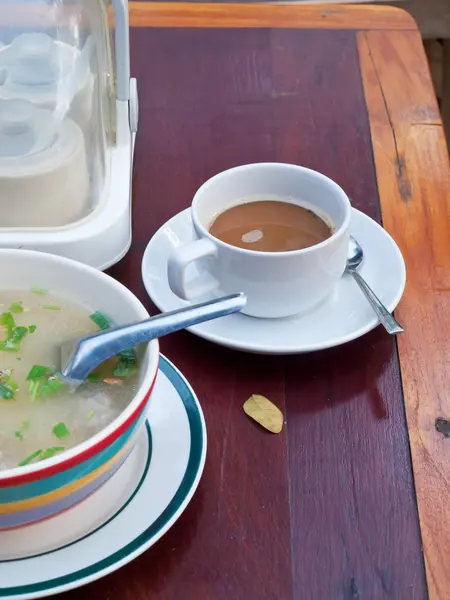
left=60, top=293, right=246, bottom=384
left=346, top=235, right=403, bottom=335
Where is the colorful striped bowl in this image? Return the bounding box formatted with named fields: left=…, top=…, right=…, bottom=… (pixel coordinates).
left=0, top=250, right=159, bottom=529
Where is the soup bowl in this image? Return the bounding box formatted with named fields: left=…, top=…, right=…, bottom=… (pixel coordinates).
left=0, top=250, right=159, bottom=529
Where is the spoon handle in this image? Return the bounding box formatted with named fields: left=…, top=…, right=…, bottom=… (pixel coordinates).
left=349, top=270, right=403, bottom=335
left=63, top=293, right=246, bottom=381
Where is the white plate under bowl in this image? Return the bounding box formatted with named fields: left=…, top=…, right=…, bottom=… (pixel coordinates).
left=141, top=208, right=406, bottom=354
left=0, top=355, right=206, bottom=599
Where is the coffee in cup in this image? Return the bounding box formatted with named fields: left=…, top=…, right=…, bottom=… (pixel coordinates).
left=167, top=163, right=351, bottom=319
left=209, top=199, right=333, bottom=252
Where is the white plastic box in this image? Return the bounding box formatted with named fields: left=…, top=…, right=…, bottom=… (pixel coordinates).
left=0, top=0, right=138, bottom=270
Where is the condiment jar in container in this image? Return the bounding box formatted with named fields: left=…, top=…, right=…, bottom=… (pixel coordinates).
left=0, top=33, right=94, bottom=131
left=0, top=99, right=89, bottom=227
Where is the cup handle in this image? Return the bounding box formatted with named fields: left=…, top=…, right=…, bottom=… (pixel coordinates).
left=168, top=238, right=220, bottom=300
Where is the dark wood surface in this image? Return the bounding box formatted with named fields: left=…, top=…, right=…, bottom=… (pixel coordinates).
left=66, top=23, right=427, bottom=600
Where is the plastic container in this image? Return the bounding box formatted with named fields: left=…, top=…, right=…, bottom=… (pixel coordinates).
left=0, top=0, right=138, bottom=270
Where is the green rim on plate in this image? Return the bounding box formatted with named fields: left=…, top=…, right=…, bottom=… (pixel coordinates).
left=0, top=355, right=205, bottom=596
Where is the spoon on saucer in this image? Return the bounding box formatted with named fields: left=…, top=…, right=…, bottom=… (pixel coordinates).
left=346, top=235, right=403, bottom=335
left=60, top=293, right=246, bottom=384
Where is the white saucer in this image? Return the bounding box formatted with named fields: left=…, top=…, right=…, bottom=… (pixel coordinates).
left=142, top=209, right=406, bottom=354
left=0, top=355, right=206, bottom=599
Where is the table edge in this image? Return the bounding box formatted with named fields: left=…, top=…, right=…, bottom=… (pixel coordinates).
left=128, top=2, right=418, bottom=31
left=358, top=28, right=450, bottom=600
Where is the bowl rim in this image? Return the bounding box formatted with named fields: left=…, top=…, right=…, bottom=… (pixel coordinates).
left=0, top=249, right=160, bottom=485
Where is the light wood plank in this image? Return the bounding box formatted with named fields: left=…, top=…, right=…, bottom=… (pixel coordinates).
left=266, top=1, right=450, bottom=40
left=127, top=2, right=416, bottom=29
left=358, top=29, right=450, bottom=600
left=0, top=3, right=417, bottom=32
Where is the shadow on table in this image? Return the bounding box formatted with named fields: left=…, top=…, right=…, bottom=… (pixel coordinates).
left=159, top=324, right=397, bottom=423
left=283, top=326, right=397, bottom=420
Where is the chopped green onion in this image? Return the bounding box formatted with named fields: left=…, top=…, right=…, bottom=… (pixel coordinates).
left=41, top=377, right=65, bottom=398
left=0, top=383, right=14, bottom=399
left=30, top=287, right=48, bottom=295
left=39, top=446, right=65, bottom=461
left=32, top=383, right=41, bottom=401
left=90, top=311, right=112, bottom=331
left=87, top=372, right=101, bottom=382
left=0, top=326, right=28, bottom=352
left=28, top=380, right=40, bottom=401
left=16, top=357, right=22, bottom=361
left=27, top=365, right=53, bottom=380
left=0, top=312, right=15, bottom=335
left=52, top=422, right=70, bottom=439
left=27, top=366, right=65, bottom=400
left=42, top=305, right=61, bottom=311
left=9, top=302, right=23, bottom=314
left=90, top=311, right=138, bottom=376
left=112, top=360, right=137, bottom=378
left=3, top=375, right=18, bottom=392
left=86, top=409, right=95, bottom=421
left=28, top=325, right=37, bottom=334
left=15, top=420, right=30, bottom=440
left=10, top=326, right=27, bottom=342
left=18, top=449, right=42, bottom=466
left=0, top=371, right=18, bottom=400
left=118, top=347, right=137, bottom=363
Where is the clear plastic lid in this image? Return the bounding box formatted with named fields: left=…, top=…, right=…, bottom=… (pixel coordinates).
left=0, top=0, right=120, bottom=229
left=2, top=33, right=74, bottom=86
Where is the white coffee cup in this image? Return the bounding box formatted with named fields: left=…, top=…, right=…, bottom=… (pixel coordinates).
left=168, top=163, right=352, bottom=318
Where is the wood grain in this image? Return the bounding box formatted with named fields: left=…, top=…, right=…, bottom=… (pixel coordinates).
left=65, top=25, right=428, bottom=600
left=0, top=3, right=417, bottom=35
left=0, top=2, right=415, bottom=30
left=127, top=2, right=416, bottom=30
left=254, top=1, right=450, bottom=40
left=358, top=29, right=450, bottom=600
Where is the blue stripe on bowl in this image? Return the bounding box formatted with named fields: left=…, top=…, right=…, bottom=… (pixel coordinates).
left=0, top=448, right=132, bottom=529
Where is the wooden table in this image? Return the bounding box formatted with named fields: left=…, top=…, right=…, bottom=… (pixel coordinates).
left=75, top=3, right=450, bottom=599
